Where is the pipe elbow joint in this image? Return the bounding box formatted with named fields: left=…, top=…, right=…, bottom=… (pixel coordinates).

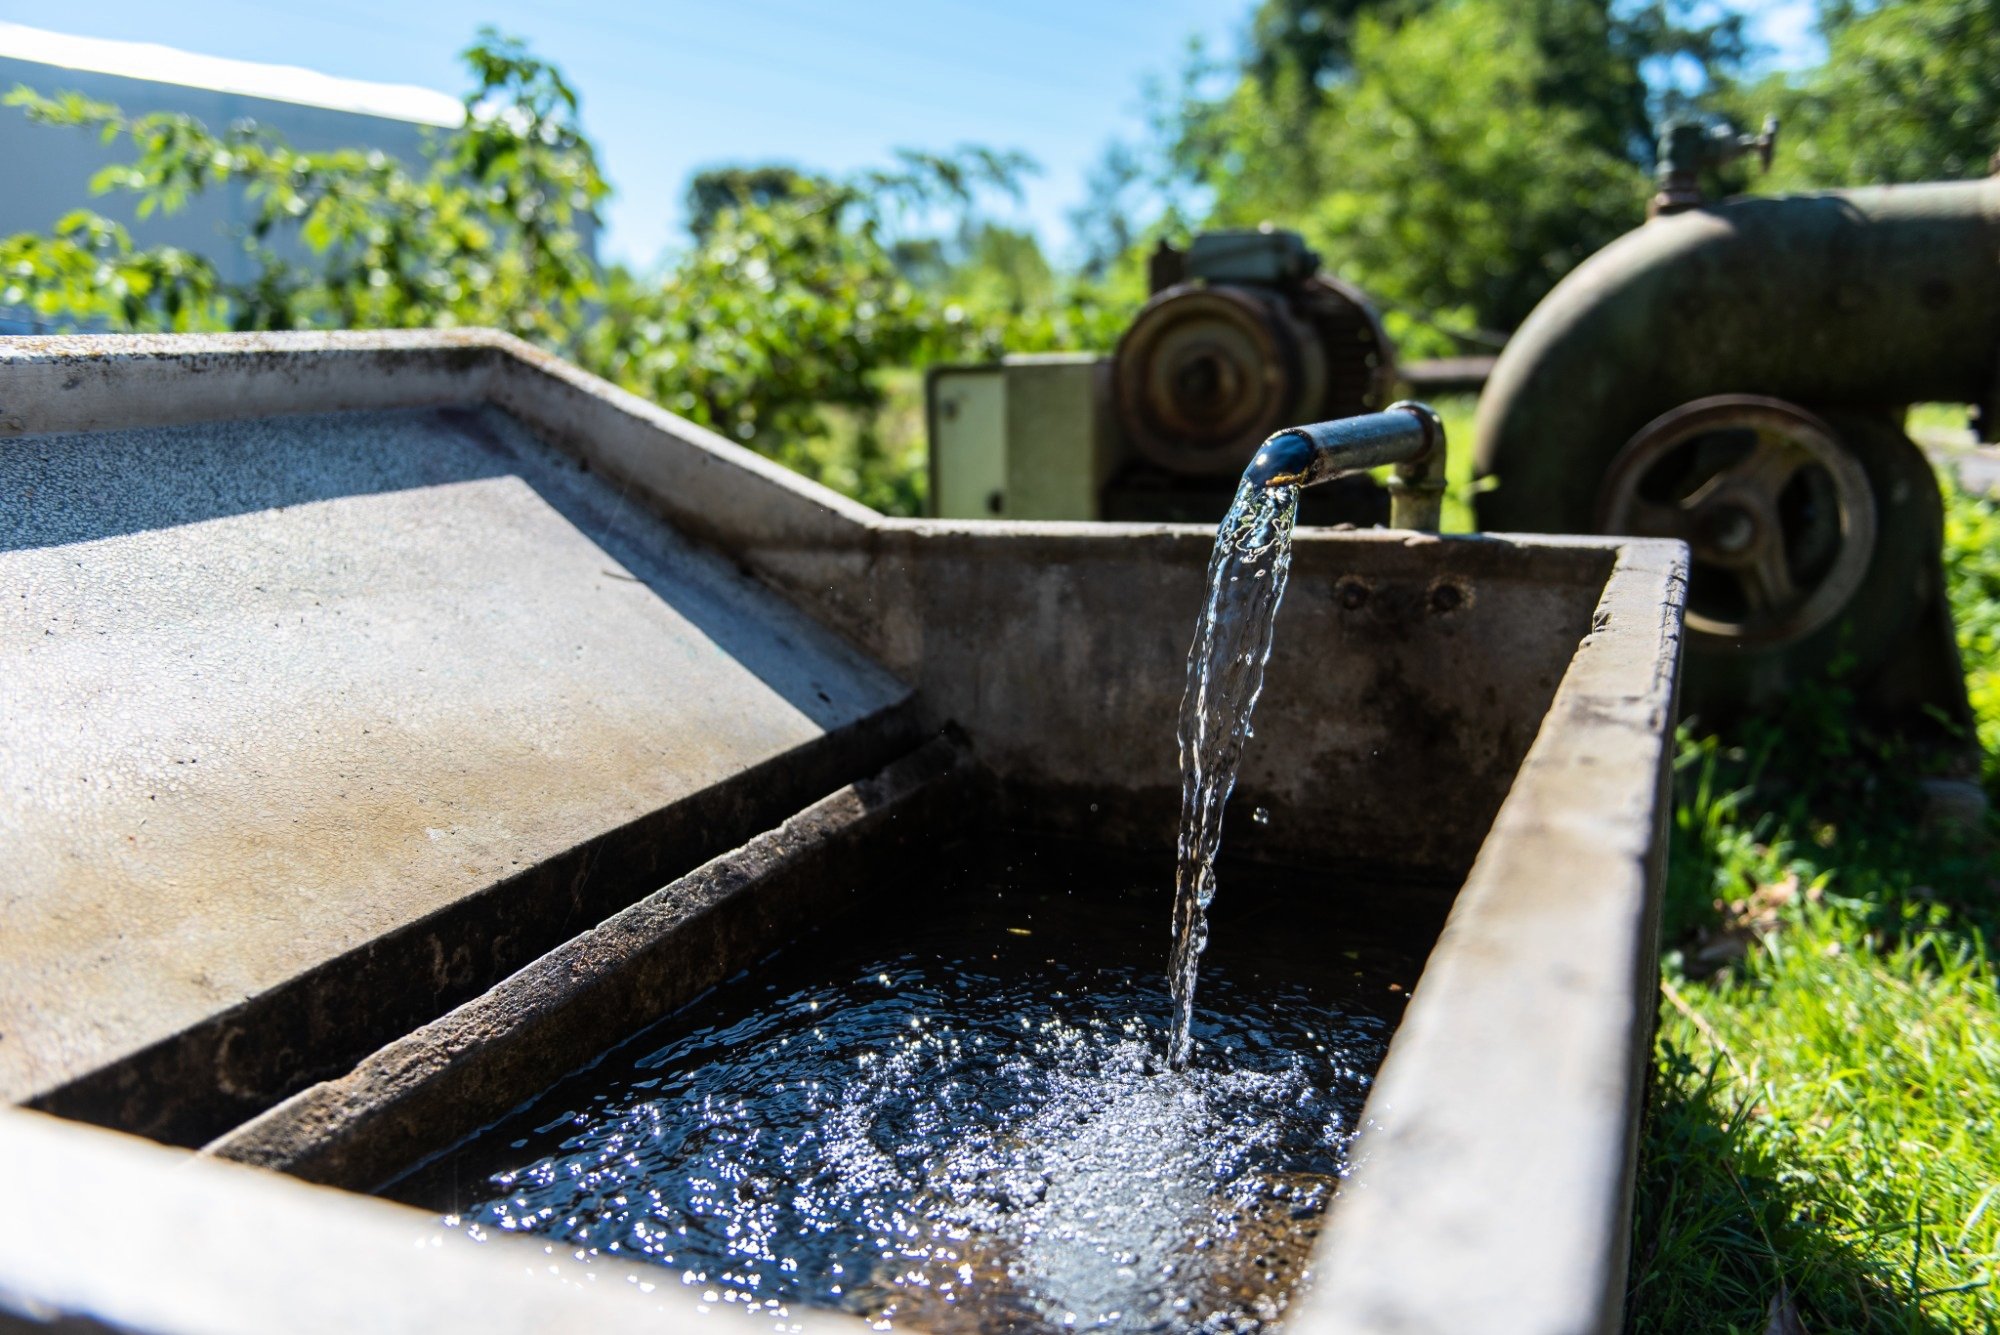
left=1244, top=401, right=1443, bottom=490
left=1241, top=402, right=1447, bottom=530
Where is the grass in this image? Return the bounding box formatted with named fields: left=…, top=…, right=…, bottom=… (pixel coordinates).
left=1629, top=468, right=2000, bottom=1332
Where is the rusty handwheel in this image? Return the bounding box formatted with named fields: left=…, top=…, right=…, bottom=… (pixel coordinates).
left=1598, top=396, right=1880, bottom=647
left=1596, top=396, right=1943, bottom=716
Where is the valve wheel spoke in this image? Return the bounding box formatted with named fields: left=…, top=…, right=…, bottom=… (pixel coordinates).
left=1726, top=432, right=1810, bottom=499
left=1737, top=536, right=1799, bottom=613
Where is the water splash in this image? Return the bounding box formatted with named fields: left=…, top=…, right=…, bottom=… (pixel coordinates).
left=407, top=839, right=1424, bottom=1332
left=1168, top=477, right=1301, bottom=1070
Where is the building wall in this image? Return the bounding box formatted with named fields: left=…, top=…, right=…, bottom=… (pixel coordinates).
left=0, top=36, right=612, bottom=333
left=3, top=55, right=452, bottom=292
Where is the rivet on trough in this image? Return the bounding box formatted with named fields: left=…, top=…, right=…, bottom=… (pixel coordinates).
left=1426, top=577, right=1470, bottom=614
left=1334, top=576, right=1373, bottom=610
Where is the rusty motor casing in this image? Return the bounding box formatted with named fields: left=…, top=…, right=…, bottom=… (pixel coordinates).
left=1113, top=229, right=1395, bottom=478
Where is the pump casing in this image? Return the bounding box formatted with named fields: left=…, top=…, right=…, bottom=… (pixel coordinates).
left=1475, top=175, right=2000, bottom=735
left=929, top=228, right=1396, bottom=525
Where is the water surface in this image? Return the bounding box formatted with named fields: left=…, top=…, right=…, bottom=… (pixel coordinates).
left=396, top=837, right=1445, bottom=1332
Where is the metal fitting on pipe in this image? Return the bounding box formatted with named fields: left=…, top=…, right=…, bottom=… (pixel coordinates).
left=1244, top=400, right=1446, bottom=530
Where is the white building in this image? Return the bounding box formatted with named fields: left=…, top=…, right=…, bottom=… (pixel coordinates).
left=0, top=22, right=466, bottom=333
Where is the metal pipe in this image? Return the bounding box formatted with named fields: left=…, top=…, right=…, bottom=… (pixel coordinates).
left=1244, top=400, right=1447, bottom=530
left=1475, top=176, right=2000, bottom=532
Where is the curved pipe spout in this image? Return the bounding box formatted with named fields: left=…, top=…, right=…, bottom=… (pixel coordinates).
left=1245, top=400, right=1447, bottom=530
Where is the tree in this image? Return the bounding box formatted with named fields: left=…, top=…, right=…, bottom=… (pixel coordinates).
left=1228, top=0, right=1743, bottom=173
left=1753, top=0, right=2000, bottom=188
left=2, top=34, right=1084, bottom=516
left=1245, top=0, right=1399, bottom=92
left=1067, top=141, right=1150, bottom=280
left=947, top=223, right=1056, bottom=316
left=3, top=27, right=606, bottom=346
left=1330, top=2, right=1655, bottom=333
left=684, top=165, right=817, bottom=241
left=582, top=158, right=1024, bottom=514
left=1155, top=0, right=1745, bottom=351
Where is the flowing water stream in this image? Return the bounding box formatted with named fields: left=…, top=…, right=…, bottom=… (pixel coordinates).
left=1167, top=477, right=1302, bottom=1069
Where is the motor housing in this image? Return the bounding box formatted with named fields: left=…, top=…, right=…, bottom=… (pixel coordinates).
left=928, top=228, right=1396, bottom=526
left=1114, top=229, right=1394, bottom=478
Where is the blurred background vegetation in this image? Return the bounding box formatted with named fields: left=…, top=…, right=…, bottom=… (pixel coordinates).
left=7, top=2, right=2000, bottom=1328
left=7, top=0, right=1998, bottom=513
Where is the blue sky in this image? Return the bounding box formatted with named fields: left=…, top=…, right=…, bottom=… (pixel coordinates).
left=0, top=0, right=1821, bottom=269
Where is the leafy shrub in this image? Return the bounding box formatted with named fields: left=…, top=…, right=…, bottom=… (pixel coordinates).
left=3, top=32, right=1132, bottom=515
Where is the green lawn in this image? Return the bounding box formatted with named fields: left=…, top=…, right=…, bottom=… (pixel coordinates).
left=1628, top=469, right=2000, bottom=1332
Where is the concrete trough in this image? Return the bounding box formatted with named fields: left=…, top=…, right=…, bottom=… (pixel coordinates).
left=0, top=332, right=1685, bottom=1334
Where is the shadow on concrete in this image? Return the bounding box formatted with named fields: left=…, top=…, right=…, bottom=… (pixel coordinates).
left=0, top=406, right=518, bottom=551
left=1, top=403, right=887, bottom=731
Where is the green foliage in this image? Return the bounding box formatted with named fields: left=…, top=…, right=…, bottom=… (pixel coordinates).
left=683, top=164, right=819, bottom=242
left=1160, top=0, right=1744, bottom=350
left=616, top=140, right=1132, bottom=510
left=580, top=181, right=980, bottom=514
left=1069, top=140, right=1166, bottom=283
left=1943, top=476, right=2000, bottom=798
left=1213, top=1, right=1654, bottom=348
left=1243, top=0, right=1388, bottom=92
left=579, top=147, right=1123, bottom=512
left=1, top=209, right=220, bottom=330
left=1752, top=0, right=2000, bottom=189
left=1, top=34, right=1124, bottom=516
left=1212, top=0, right=1978, bottom=344
left=4, top=27, right=605, bottom=344
left=946, top=223, right=1057, bottom=317
left=1633, top=472, right=2000, bottom=1331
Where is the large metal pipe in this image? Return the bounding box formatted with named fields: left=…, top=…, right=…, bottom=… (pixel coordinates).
left=1474, top=177, right=2000, bottom=532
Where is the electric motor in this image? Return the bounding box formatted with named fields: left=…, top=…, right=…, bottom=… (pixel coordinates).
left=1113, top=229, right=1395, bottom=478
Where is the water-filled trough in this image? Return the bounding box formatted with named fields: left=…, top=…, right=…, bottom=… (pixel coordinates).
left=393, top=836, right=1446, bottom=1331
left=0, top=331, right=1685, bottom=1334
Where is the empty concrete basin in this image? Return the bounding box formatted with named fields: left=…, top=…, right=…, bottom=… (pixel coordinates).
left=0, top=332, right=1685, bottom=1334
